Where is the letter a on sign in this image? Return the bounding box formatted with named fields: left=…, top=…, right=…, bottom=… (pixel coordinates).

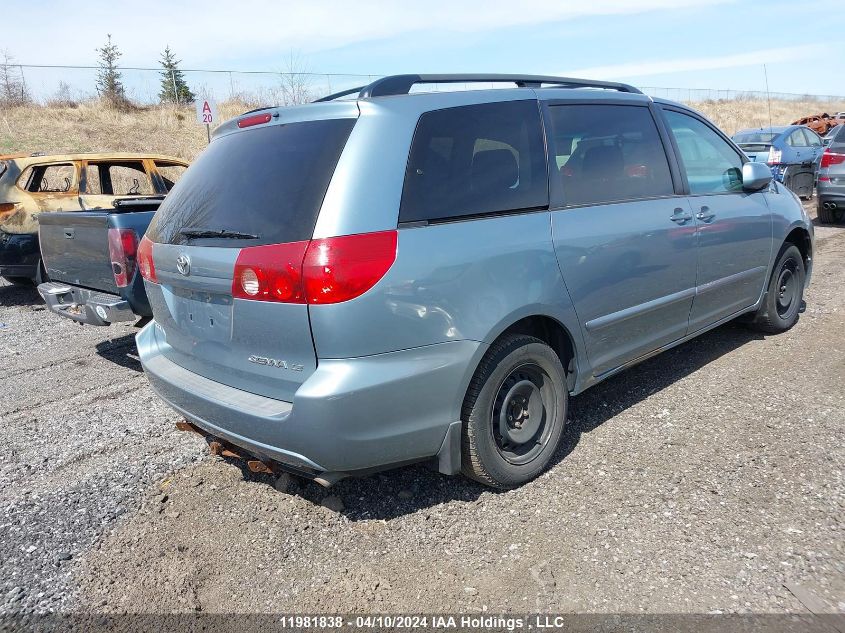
left=196, top=99, right=218, bottom=125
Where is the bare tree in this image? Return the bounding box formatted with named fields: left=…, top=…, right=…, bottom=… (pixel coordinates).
left=0, top=50, right=30, bottom=107
left=278, top=51, right=313, bottom=106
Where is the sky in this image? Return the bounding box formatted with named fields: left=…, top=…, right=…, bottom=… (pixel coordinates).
left=3, top=0, right=843, bottom=102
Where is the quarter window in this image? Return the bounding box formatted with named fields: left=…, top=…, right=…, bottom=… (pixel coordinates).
left=547, top=104, right=674, bottom=206
left=399, top=100, right=548, bottom=223
left=788, top=130, right=808, bottom=147
left=664, top=110, right=744, bottom=195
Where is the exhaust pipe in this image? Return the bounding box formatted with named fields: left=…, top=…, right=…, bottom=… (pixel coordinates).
left=174, top=420, right=342, bottom=487
left=823, top=202, right=837, bottom=210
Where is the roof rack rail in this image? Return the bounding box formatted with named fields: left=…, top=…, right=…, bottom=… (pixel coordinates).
left=315, top=74, right=642, bottom=102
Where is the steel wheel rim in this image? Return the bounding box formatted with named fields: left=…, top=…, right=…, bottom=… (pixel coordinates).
left=776, top=258, right=799, bottom=318
left=490, top=363, right=556, bottom=465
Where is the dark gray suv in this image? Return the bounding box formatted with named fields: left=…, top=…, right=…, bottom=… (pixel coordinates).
left=136, top=74, right=813, bottom=489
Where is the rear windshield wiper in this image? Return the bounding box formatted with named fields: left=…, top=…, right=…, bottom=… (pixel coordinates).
left=179, top=228, right=260, bottom=240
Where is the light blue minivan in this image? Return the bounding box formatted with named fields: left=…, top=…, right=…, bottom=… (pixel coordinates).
left=135, top=75, right=813, bottom=489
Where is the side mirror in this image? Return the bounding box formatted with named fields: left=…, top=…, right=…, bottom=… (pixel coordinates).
left=742, top=161, right=773, bottom=191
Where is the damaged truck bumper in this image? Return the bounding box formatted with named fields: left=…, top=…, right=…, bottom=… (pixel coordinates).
left=37, top=281, right=137, bottom=325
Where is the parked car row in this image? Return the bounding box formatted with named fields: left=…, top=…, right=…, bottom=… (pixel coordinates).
left=731, top=125, right=824, bottom=201
left=1, top=75, right=817, bottom=490
left=817, top=122, right=845, bottom=224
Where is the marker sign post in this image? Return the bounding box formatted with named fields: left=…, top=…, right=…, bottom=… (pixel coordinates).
left=196, top=98, right=218, bottom=143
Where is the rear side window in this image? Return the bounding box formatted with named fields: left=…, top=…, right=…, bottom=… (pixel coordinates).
left=147, top=119, right=356, bottom=246
left=547, top=104, right=674, bottom=206
left=399, top=100, right=547, bottom=223
left=804, top=129, right=821, bottom=147
left=108, top=163, right=154, bottom=195
left=85, top=161, right=154, bottom=195
left=787, top=130, right=808, bottom=147
left=836, top=124, right=845, bottom=143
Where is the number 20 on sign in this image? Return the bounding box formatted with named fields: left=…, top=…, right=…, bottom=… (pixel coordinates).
left=196, top=99, right=218, bottom=142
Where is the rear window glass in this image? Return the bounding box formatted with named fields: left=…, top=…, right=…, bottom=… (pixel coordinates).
left=733, top=132, right=777, bottom=144
left=835, top=125, right=845, bottom=143
left=147, top=118, right=356, bottom=246
left=548, top=104, right=674, bottom=206
left=399, top=100, right=548, bottom=223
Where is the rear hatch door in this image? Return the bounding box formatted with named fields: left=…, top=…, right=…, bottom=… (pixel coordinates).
left=144, top=107, right=358, bottom=401
left=737, top=143, right=771, bottom=163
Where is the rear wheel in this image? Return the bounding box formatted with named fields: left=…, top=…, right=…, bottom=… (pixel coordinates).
left=461, top=334, right=568, bottom=489
left=749, top=244, right=805, bottom=334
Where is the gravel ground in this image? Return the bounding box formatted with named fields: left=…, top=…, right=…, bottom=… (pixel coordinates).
left=0, top=208, right=843, bottom=617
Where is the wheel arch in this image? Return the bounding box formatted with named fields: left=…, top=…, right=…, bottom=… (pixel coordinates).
left=783, top=225, right=813, bottom=284
left=485, top=314, right=580, bottom=393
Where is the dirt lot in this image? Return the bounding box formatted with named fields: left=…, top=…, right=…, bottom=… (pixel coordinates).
left=0, top=207, right=843, bottom=617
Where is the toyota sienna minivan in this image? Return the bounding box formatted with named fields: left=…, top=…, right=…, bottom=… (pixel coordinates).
left=136, top=74, right=813, bottom=489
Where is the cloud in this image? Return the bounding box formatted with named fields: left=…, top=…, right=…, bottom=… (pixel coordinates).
left=7, top=0, right=732, bottom=67
left=560, top=43, right=827, bottom=80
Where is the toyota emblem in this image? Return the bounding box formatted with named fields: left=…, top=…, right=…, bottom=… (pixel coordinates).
left=176, top=254, right=191, bottom=276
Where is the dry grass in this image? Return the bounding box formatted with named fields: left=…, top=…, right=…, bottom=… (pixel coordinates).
left=0, top=101, right=249, bottom=162
left=691, top=97, right=845, bottom=134
left=1, top=97, right=844, bottom=162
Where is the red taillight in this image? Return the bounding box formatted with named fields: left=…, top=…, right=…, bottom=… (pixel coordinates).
left=107, top=228, right=139, bottom=288
left=231, top=230, right=398, bottom=304
left=232, top=240, right=309, bottom=302
left=237, top=112, right=272, bottom=128
left=820, top=149, right=845, bottom=168
left=137, top=235, right=157, bottom=283
left=303, top=231, right=398, bottom=304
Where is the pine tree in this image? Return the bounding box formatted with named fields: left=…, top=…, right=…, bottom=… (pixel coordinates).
left=159, top=46, right=194, bottom=105
left=95, top=34, right=126, bottom=106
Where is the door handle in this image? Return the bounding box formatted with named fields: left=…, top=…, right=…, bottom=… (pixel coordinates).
left=696, top=206, right=716, bottom=222
left=669, top=207, right=693, bottom=224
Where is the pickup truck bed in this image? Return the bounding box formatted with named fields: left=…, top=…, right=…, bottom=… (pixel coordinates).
left=37, top=198, right=161, bottom=326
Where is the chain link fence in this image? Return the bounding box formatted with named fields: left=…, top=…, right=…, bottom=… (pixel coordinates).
left=5, top=64, right=845, bottom=108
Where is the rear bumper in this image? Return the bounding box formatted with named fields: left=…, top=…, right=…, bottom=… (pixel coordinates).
left=816, top=183, right=845, bottom=205
left=37, top=281, right=137, bottom=325
left=0, top=231, right=39, bottom=279
left=137, top=321, right=483, bottom=476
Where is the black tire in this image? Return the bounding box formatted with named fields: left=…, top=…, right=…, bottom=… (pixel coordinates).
left=461, top=334, right=568, bottom=489
left=1, top=276, right=33, bottom=286
left=749, top=244, right=805, bottom=334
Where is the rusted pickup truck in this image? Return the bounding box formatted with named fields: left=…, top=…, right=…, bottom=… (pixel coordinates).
left=0, top=153, right=187, bottom=284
